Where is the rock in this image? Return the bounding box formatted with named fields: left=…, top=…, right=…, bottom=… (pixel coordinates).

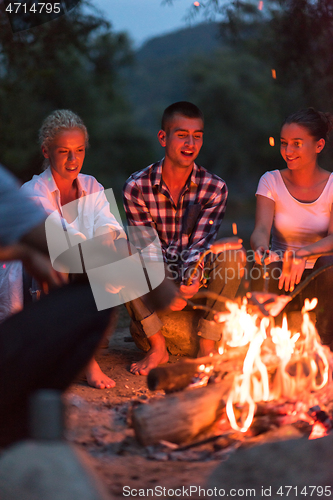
left=130, top=310, right=204, bottom=356
left=0, top=441, right=111, bottom=500
left=207, top=433, right=333, bottom=499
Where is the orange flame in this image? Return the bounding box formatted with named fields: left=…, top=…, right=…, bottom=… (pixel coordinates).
left=219, top=298, right=331, bottom=433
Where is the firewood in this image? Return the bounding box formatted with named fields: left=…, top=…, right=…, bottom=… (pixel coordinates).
left=241, top=423, right=304, bottom=447
left=132, top=377, right=234, bottom=445
left=148, top=346, right=248, bottom=393
left=147, top=362, right=198, bottom=393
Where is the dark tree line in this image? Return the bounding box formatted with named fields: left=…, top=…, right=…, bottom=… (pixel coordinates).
left=0, top=1, right=153, bottom=198
left=176, top=0, right=333, bottom=196
left=2, top=0, right=333, bottom=208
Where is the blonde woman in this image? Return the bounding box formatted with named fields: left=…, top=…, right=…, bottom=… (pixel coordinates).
left=0, top=110, right=127, bottom=388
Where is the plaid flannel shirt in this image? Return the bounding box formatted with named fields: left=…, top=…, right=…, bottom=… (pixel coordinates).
left=123, top=160, right=228, bottom=282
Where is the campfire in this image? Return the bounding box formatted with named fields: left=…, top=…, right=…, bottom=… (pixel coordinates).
left=220, top=297, right=329, bottom=435
left=131, top=295, right=333, bottom=451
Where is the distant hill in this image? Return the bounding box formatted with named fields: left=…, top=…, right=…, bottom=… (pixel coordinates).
left=136, top=22, right=222, bottom=61
left=122, top=23, right=223, bottom=137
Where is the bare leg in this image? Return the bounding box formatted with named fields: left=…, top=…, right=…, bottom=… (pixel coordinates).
left=130, top=331, right=169, bottom=376
left=197, top=337, right=216, bottom=358
left=85, top=357, right=115, bottom=389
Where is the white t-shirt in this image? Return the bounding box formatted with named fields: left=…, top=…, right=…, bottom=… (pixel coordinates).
left=256, top=170, right=333, bottom=269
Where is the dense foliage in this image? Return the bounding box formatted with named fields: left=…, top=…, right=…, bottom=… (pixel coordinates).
left=0, top=1, right=153, bottom=197
left=2, top=0, right=333, bottom=214
left=162, top=0, right=333, bottom=182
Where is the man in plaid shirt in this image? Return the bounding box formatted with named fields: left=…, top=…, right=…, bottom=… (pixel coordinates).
left=123, top=102, right=243, bottom=375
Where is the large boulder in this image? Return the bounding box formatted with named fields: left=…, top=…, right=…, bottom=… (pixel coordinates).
left=207, top=433, right=333, bottom=499
left=0, top=441, right=110, bottom=500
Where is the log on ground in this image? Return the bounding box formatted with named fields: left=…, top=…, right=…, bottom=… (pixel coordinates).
left=132, top=378, right=234, bottom=446
left=147, top=346, right=248, bottom=393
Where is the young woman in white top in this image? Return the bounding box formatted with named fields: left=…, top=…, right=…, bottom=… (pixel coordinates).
left=0, top=110, right=127, bottom=388
left=250, top=108, right=333, bottom=346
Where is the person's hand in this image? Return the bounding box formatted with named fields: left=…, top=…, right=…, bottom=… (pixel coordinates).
left=254, top=247, right=280, bottom=265
left=93, top=228, right=117, bottom=253
left=180, top=278, right=200, bottom=299
left=265, top=250, right=281, bottom=264
left=94, top=228, right=130, bottom=264
left=23, top=248, right=68, bottom=293
left=105, top=283, right=124, bottom=294
left=246, top=291, right=291, bottom=317
left=279, top=253, right=306, bottom=292
left=254, top=246, right=268, bottom=265
left=169, top=279, right=200, bottom=311
left=169, top=295, right=187, bottom=311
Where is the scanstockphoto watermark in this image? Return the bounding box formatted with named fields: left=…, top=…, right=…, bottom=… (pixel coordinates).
left=3, top=0, right=80, bottom=33
left=45, top=188, right=165, bottom=311
left=123, top=485, right=258, bottom=497
left=122, top=485, right=333, bottom=497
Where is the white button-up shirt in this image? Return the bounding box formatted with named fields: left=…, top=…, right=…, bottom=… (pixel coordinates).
left=22, top=167, right=126, bottom=241
left=0, top=168, right=126, bottom=322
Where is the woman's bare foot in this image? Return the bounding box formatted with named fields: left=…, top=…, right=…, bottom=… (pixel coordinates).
left=130, top=331, right=169, bottom=376
left=197, top=337, right=216, bottom=358
left=85, top=357, right=115, bottom=389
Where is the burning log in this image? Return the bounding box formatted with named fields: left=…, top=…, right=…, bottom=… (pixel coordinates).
left=135, top=295, right=333, bottom=449
left=132, top=377, right=234, bottom=445
left=147, top=347, right=248, bottom=393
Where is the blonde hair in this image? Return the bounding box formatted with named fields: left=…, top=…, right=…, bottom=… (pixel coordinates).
left=39, top=109, right=89, bottom=169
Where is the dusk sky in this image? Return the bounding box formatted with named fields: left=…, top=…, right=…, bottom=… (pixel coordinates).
left=93, top=0, right=205, bottom=47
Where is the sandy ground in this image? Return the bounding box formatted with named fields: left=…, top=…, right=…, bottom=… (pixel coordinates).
left=65, top=305, right=220, bottom=499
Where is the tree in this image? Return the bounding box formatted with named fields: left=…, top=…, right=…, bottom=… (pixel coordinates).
left=175, top=0, right=333, bottom=112
left=0, top=1, right=154, bottom=197
left=187, top=46, right=284, bottom=197
left=174, top=0, right=333, bottom=171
